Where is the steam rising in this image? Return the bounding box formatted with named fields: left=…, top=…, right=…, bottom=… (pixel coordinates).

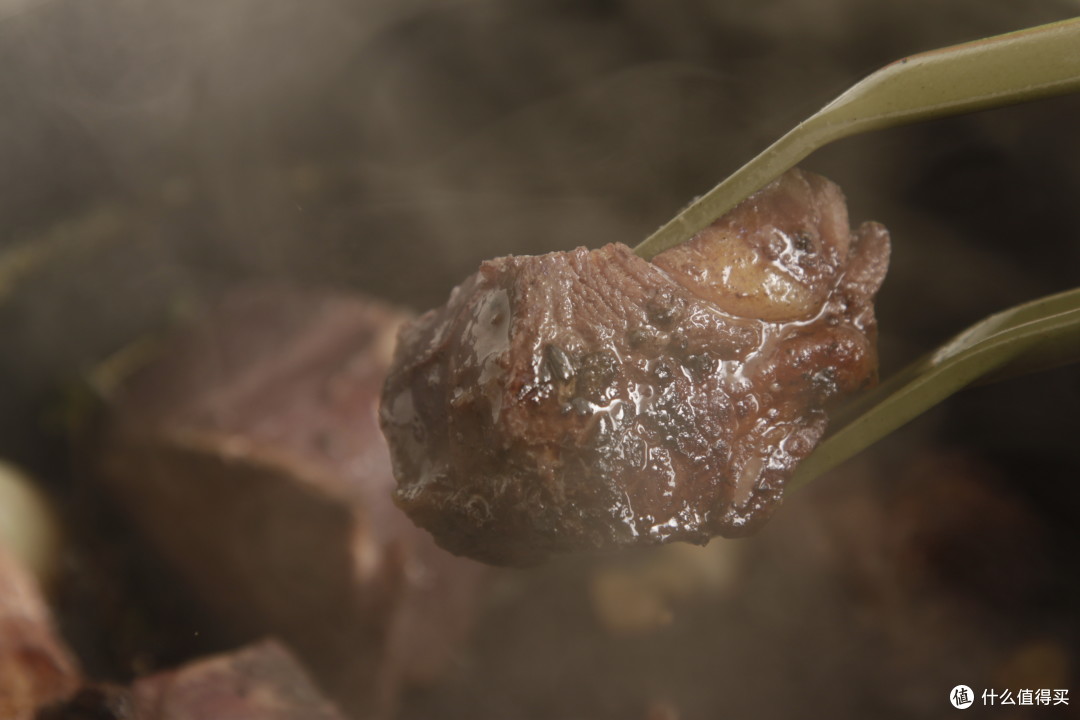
left=1, top=0, right=1079, bottom=465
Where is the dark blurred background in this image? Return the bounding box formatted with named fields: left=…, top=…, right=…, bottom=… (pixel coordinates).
left=1, top=1, right=1079, bottom=718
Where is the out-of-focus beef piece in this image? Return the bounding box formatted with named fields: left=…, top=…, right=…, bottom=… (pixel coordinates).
left=95, top=287, right=486, bottom=719
left=131, top=641, right=347, bottom=720
left=381, top=169, right=889, bottom=565
left=0, top=544, right=80, bottom=719
left=39, top=642, right=347, bottom=720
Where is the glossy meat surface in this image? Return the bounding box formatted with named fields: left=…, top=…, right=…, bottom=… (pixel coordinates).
left=381, top=169, right=889, bottom=565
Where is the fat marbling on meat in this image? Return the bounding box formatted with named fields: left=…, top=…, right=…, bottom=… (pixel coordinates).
left=380, top=169, right=890, bottom=565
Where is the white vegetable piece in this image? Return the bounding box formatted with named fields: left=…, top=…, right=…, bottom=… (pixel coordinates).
left=0, top=461, right=62, bottom=588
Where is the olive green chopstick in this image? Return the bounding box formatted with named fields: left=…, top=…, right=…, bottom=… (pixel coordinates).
left=790, top=287, right=1080, bottom=488
left=634, top=16, right=1080, bottom=260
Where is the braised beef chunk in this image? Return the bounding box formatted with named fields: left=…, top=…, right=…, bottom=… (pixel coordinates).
left=97, top=287, right=486, bottom=718
left=381, top=169, right=890, bottom=565
left=128, top=641, right=348, bottom=720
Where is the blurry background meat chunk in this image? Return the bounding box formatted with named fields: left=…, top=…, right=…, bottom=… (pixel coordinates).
left=93, top=287, right=486, bottom=718
left=0, top=543, right=80, bottom=719
left=41, top=641, right=348, bottom=720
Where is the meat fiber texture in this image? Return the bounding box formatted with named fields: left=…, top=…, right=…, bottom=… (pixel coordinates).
left=96, top=287, right=486, bottom=719
left=40, top=641, right=347, bottom=720
left=381, top=169, right=890, bottom=565
left=0, top=543, right=81, bottom=719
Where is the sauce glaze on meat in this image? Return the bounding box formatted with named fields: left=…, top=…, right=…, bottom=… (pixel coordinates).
left=380, top=169, right=889, bottom=565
